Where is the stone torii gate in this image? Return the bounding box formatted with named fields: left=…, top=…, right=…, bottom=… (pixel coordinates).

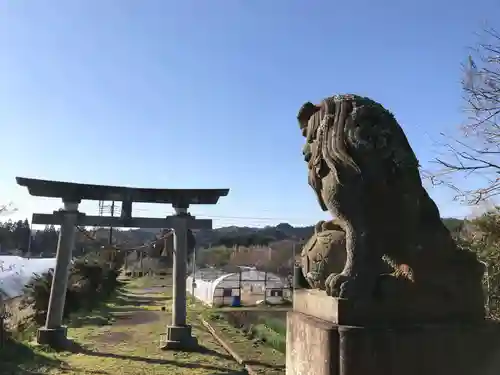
left=16, top=177, right=229, bottom=350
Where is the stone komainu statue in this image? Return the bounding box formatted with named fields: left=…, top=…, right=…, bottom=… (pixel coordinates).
left=297, top=94, right=485, bottom=321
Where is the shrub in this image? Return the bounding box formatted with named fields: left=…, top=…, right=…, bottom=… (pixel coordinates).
left=73, top=260, right=104, bottom=292
left=21, top=271, right=58, bottom=325
left=456, top=208, right=500, bottom=319
left=19, top=258, right=121, bottom=329
left=1, top=300, right=7, bottom=346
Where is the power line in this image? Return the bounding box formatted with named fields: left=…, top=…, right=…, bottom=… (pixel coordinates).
left=125, top=208, right=313, bottom=223
left=75, top=226, right=173, bottom=252
left=196, top=215, right=305, bottom=221
left=78, top=201, right=315, bottom=224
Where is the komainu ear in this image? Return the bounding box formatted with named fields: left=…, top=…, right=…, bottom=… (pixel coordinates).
left=297, top=102, right=320, bottom=130
left=314, top=220, right=326, bottom=234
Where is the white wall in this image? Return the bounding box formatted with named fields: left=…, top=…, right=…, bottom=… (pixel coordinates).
left=186, top=276, right=214, bottom=305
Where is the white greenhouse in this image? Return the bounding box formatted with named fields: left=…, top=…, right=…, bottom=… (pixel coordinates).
left=186, top=267, right=291, bottom=307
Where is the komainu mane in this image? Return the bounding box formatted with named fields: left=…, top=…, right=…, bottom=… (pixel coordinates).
left=297, top=94, right=485, bottom=321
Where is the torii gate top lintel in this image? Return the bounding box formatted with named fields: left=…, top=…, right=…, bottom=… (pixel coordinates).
left=16, top=177, right=229, bottom=229
left=16, top=177, right=229, bottom=206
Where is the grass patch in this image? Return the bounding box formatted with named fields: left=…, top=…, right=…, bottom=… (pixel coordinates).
left=0, top=338, right=63, bottom=374
left=11, top=275, right=247, bottom=375
left=67, top=298, right=117, bottom=328
left=65, top=282, right=165, bottom=329
left=218, top=310, right=287, bottom=354
left=125, top=275, right=170, bottom=289
left=263, top=317, right=286, bottom=337
left=205, top=313, right=286, bottom=375
left=247, top=323, right=286, bottom=354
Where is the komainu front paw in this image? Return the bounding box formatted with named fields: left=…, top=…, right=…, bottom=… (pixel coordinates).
left=305, top=271, right=322, bottom=289
left=325, top=272, right=351, bottom=297
left=325, top=272, right=377, bottom=300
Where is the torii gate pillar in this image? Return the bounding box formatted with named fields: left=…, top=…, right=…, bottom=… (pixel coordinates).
left=37, top=200, right=80, bottom=348
left=160, top=207, right=202, bottom=350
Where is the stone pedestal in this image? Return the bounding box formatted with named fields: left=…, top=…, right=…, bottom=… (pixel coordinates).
left=36, top=326, right=68, bottom=349
left=287, top=289, right=500, bottom=375
left=160, top=325, right=198, bottom=351
left=287, top=311, right=338, bottom=375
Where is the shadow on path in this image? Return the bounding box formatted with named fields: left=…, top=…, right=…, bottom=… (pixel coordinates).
left=66, top=340, right=244, bottom=373
left=0, top=338, right=65, bottom=375
left=246, top=359, right=285, bottom=370
left=68, top=287, right=168, bottom=329
left=113, top=293, right=168, bottom=307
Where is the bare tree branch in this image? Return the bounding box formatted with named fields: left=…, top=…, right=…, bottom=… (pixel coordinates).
left=0, top=202, right=17, bottom=216
left=426, top=27, right=500, bottom=204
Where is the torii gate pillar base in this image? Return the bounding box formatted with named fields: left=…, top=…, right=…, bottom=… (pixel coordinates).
left=36, top=326, right=68, bottom=349
left=160, top=325, right=198, bottom=351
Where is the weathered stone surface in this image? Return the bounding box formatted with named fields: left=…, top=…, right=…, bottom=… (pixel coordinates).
left=337, top=323, right=500, bottom=375
left=293, top=289, right=483, bottom=326
left=286, top=311, right=338, bottom=375
left=287, top=309, right=500, bottom=375
left=299, top=220, right=346, bottom=290
left=296, top=94, right=485, bottom=322
left=36, top=326, right=68, bottom=349
left=293, top=289, right=341, bottom=323
left=160, top=325, right=198, bottom=351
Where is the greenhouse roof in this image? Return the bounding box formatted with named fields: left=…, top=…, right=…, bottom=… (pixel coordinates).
left=191, top=268, right=230, bottom=282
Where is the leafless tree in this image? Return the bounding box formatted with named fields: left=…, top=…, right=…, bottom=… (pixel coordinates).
left=428, top=27, right=500, bottom=204
left=0, top=202, right=17, bottom=216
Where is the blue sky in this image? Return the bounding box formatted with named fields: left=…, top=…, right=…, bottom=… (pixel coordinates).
left=0, top=0, right=498, bottom=228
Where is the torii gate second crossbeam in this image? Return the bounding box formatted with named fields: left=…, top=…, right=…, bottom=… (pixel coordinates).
left=16, top=177, right=229, bottom=350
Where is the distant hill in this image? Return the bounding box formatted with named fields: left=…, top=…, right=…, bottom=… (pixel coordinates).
left=110, top=223, right=315, bottom=249
left=192, top=222, right=314, bottom=248
left=109, top=217, right=465, bottom=249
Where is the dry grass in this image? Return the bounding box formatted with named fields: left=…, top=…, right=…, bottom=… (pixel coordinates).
left=4, top=296, right=34, bottom=329
left=5, top=275, right=247, bottom=375
left=204, top=312, right=286, bottom=375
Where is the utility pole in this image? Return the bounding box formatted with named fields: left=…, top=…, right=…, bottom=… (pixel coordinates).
left=124, top=249, right=128, bottom=272
left=108, top=201, right=115, bottom=245
left=140, top=249, right=144, bottom=276
left=191, top=247, right=196, bottom=301
left=163, top=231, right=168, bottom=256
left=27, top=222, right=33, bottom=258
left=291, top=243, right=296, bottom=295
left=99, top=200, right=116, bottom=246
